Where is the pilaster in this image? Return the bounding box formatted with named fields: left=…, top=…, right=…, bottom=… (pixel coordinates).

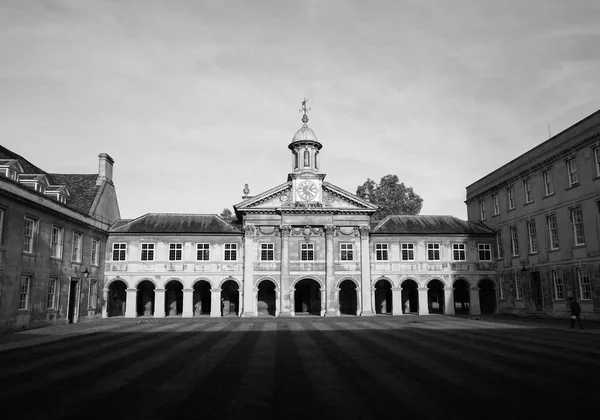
left=325, top=224, right=337, bottom=316
left=444, top=287, right=455, bottom=315
left=210, top=288, right=222, bottom=317
left=418, top=287, right=429, bottom=315
left=125, top=288, right=137, bottom=318
left=182, top=288, right=194, bottom=318
left=391, top=287, right=403, bottom=315
left=154, top=289, right=166, bottom=318
left=469, top=287, right=481, bottom=316
left=101, top=289, right=108, bottom=318
left=242, top=224, right=256, bottom=317
left=279, top=225, right=292, bottom=316
left=359, top=226, right=374, bottom=316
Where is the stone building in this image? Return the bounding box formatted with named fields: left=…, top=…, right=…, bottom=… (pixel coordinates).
left=466, top=109, right=600, bottom=321
left=0, top=146, right=120, bottom=331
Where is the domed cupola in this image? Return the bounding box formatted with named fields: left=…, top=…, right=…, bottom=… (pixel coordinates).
left=289, top=99, right=322, bottom=174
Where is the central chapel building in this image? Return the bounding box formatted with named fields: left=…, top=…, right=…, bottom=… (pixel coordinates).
left=103, top=111, right=497, bottom=318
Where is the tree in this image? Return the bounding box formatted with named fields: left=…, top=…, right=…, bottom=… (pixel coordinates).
left=219, top=208, right=234, bottom=223
left=356, top=174, right=423, bottom=221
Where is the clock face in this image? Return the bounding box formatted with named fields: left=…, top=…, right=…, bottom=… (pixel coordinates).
left=297, top=181, right=318, bottom=200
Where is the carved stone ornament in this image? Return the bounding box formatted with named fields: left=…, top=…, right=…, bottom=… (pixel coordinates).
left=322, top=191, right=334, bottom=206
left=338, top=226, right=359, bottom=237
left=243, top=224, right=256, bottom=237
left=257, top=226, right=277, bottom=236
left=279, top=224, right=292, bottom=236
left=324, top=224, right=336, bottom=236
left=280, top=194, right=289, bottom=202
left=358, top=225, right=370, bottom=236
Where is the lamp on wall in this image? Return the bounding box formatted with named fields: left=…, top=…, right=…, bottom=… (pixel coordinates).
left=82, top=267, right=90, bottom=279
left=520, top=265, right=528, bottom=273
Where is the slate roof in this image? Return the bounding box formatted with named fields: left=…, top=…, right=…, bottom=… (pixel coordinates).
left=372, top=215, right=495, bottom=235
left=0, top=145, right=46, bottom=174
left=111, top=213, right=242, bottom=234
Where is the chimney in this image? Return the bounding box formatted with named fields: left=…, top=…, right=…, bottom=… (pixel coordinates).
left=97, top=153, right=114, bottom=185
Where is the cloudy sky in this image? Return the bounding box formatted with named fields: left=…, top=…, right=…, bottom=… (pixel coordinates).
left=1, top=0, right=599, bottom=220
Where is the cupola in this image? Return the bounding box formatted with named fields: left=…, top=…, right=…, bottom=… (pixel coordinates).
left=289, top=99, right=322, bottom=174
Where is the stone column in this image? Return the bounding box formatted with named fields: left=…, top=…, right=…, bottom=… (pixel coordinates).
left=101, top=289, right=108, bottom=318
left=359, top=226, right=374, bottom=316
left=275, top=287, right=280, bottom=316
left=242, top=224, right=256, bottom=317
left=356, top=287, right=362, bottom=316
left=210, top=288, right=222, bottom=317
left=125, top=288, right=137, bottom=318
left=290, top=286, right=295, bottom=316
left=324, top=224, right=337, bottom=316
left=279, top=225, right=292, bottom=316
left=391, top=287, right=403, bottom=315
left=444, top=287, right=455, bottom=315
left=418, top=287, right=429, bottom=315
left=154, top=289, right=166, bottom=318
left=469, top=287, right=481, bottom=316
left=320, top=289, right=326, bottom=316
left=182, top=288, right=194, bottom=318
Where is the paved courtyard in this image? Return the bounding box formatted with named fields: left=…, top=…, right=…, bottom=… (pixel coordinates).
left=0, top=316, right=599, bottom=420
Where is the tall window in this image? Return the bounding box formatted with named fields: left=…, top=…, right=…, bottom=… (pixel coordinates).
left=141, top=243, right=155, bottom=261
left=19, top=275, right=31, bottom=310
left=47, top=277, right=58, bottom=309
left=261, top=243, right=274, bottom=261
left=23, top=217, right=37, bottom=253
left=112, top=243, right=127, bottom=261
left=496, top=233, right=504, bottom=259
left=594, top=147, right=600, bottom=178
left=301, top=243, right=314, bottom=261
left=51, top=225, right=63, bottom=259
left=571, top=207, right=585, bottom=245
left=507, top=187, right=515, bottom=210
left=551, top=269, right=564, bottom=300
left=169, top=243, right=183, bottom=261
left=88, top=279, right=98, bottom=308
left=547, top=214, right=559, bottom=250
left=427, top=243, right=440, bottom=261
left=340, top=243, right=353, bottom=261
left=478, top=244, right=492, bottom=261
left=527, top=221, right=537, bottom=253
left=224, top=243, right=237, bottom=261
left=510, top=226, right=519, bottom=256
left=543, top=170, right=554, bottom=196
left=72, top=232, right=82, bottom=262
left=479, top=201, right=486, bottom=220
left=524, top=179, right=533, bottom=203
left=294, top=153, right=298, bottom=169
left=577, top=267, right=591, bottom=301
left=303, top=150, right=310, bottom=167
left=401, top=243, right=414, bottom=261
left=90, top=238, right=99, bottom=265
left=514, top=273, right=523, bottom=300
left=492, top=194, right=499, bottom=216
left=375, top=244, right=388, bottom=261
left=498, top=276, right=505, bottom=300
left=452, top=243, right=466, bottom=261
left=566, top=158, right=578, bottom=186
left=196, top=243, right=210, bottom=261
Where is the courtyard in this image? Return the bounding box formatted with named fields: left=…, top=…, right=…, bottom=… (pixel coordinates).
left=0, top=315, right=599, bottom=420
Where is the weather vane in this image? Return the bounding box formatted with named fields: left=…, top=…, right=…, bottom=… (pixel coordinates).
left=299, top=98, right=311, bottom=123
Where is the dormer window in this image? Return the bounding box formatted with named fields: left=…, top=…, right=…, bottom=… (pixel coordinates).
left=0, top=159, right=23, bottom=181
left=18, top=174, right=50, bottom=194
left=43, top=185, right=70, bottom=204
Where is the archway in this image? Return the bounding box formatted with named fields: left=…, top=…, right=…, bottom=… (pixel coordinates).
left=165, top=280, right=183, bottom=316
left=193, top=280, right=211, bottom=316
left=294, top=278, right=321, bottom=315
left=374, top=279, right=392, bottom=314
left=401, top=279, right=419, bottom=313
left=427, top=279, right=445, bottom=314
left=107, top=280, right=127, bottom=317
left=453, top=279, right=470, bottom=314
left=136, top=280, right=155, bottom=316
left=257, top=280, right=276, bottom=316
left=479, top=279, right=496, bottom=315
left=221, top=280, right=239, bottom=316
left=339, top=280, right=358, bottom=315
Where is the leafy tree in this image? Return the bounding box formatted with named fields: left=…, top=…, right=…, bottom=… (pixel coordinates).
left=356, top=174, right=423, bottom=221
left=219, top=208, right=234, bottom=223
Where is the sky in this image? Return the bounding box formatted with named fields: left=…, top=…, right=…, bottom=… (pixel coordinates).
left=1, top=0, right=599, bottom=220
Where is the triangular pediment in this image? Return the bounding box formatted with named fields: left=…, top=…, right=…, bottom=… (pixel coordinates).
left=234, top=182, right=292, bottom=211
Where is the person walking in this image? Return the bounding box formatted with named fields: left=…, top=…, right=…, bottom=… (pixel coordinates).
left=569, top=297, right=583, bottom=330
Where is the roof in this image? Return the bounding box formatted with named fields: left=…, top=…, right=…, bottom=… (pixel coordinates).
left=111, top=213, right=242, bottom=234
left=0, top=145, right=46, bottom=174
left=49, top=174, right=100, bottom=214
left=372, top=215, right=495, bottom=235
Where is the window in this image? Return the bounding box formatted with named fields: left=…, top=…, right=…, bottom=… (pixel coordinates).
left=340, top=243, right=353, bottom=261
left=427, top=243, right=440, bottom=261
left=479, top=201, right=486, bottom=220
left=496, top=233, right=504, bottom=259
left=141, top=243, right=155, bottom=261
left=577, top=267, right=592, bottom=301
left=51, top=225, right=63, bottom=259
left=594, top=147, right=600, bottom=177
left=547, top=214, right=559, bottom=250
left=19, top=275, right=31, bottom=310
left=23, top=217, right=37, bottom=253
left=543, top=170, right=554, bottom=196
left=527, top=221, right=538, bottom=253
left=566, top=158, right=578, bottom=186
left=452, top=243, right=466, bottom=261
left=294, top=153, right=298, bottom=169
left=498, top=276, right=505, bottom=300
left=90, top=238, right=99, bottom=265
left=169, top=243, right=183, bottom=261
left=47, top=277, right=58, bottom=309
left=478, top=244, right=492, bottom=261
left=524, top=179, right=533, bottom=203
left=112, top=243, right=127, bottom=261
left=261, top=243, right=274, bottom=261
left=72, top=232, right=82, bottom=263
left=507, top=187, right=515, bottom=210
left=196, top=243, right=210, bottom=261
left=492, top=194, right=499, bottom=216
left=88, top=279, right=98, bottom=308
left=401, top=243, right=414, bottom=261
left=375, top=243, right=388, bottom=261
left=510, top=226, right=519, bottom=256
left=224, top=243, right=237, bottom=261
left=301, top=243, right=314, bottom=261
left=571, top=207, right=585, bottom=245
left=303, top=150, right=310, bottom=167
left=551, top=269, right=564, bottom=300
left=514, top=273, right=523, bottom=300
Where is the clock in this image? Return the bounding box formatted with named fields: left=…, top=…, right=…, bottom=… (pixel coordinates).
left=297, top=181, right=318, bottom=201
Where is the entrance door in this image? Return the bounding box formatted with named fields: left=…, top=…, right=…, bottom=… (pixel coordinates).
left=67, top=280, right=80, bottom=324
left=532, top=272, right=543, bottom=311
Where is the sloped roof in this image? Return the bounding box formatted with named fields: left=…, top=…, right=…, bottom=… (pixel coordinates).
left=0, top=145, right=46, bottom=174
left=111, top=213, right=242, bottom=234
left=49, top=174, right=100, bottom=214
left=372, top=215, right=494, bottom=235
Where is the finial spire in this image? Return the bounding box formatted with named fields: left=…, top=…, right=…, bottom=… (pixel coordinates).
left=299, top=98, right=311, bottom=124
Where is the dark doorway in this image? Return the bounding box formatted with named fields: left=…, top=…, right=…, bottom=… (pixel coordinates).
left=108, top=280, right=127, bottom=317
left=67, top=280, right=79, bottom=323
left=479, top=279, right=496, bottom=315
left=294, top=279, right=321, bottom=315
left=193, top=280, right=211, bottom=316
left=339, top=280, right=358, bottom=315
left=257, top=280, right=276, bottom=316
left=530, top=272, right=543, bottom=311
left=221, top=280, right=239, bottom=316
left=374, top=279, right=392, bottom=314
left=165, top=281, right=183, bottom=316
left=137, top=280, right=155, bottom=316
left=454, top=279, right=470, bottom=314
left=427, top=279, right=445, bottom=314
left=401, top=280, right=419, bottom=313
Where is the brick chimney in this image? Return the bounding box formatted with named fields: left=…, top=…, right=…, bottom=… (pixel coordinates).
left=97, top=153, right=114, bottom=185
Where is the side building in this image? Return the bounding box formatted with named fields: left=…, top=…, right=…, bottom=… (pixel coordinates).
left=466, top=109, right=600, bottom=320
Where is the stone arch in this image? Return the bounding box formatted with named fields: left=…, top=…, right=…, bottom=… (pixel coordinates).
left=427, top=278, right=445, bottom=314
left=453, top=277, right=473, bottom=288
left=453, top=278, right=471, bottom=314
left=335, top=276, right=359, bottom=289
left=106, top=277, right=130, bottom=289
left=107, top=279, right=127, bottom=317
left=165, top=279, right=184, bottom=316
left=425, top=276, right=448, bottom=288
left=136, top=279, right=155, bottom=316
left=401, top=278, right=419, bottom=314
left=193, top=279, right=211, bottom=316
left=218, top=276, right=242, bottom=289
left=374, top=278, right=393, bottom=314
left=293, top=277, right=322, bottom=315
left=165, top=278, right=184, bottom=287
left=257, top=278, right=277, bottom=316
left=478, top=277, right=497, bottom=315
left=338, top=278, right=358, bottom=315
left=133, top=277, right=156, bottom=288
left=191, top=277, right=214, bottom=289
left=256, top=277, right=279, bottom=290
left=477, top=277, right=496, bottom=288
left=221, top=278, right=240, bottom=316
left=291, top=275, right=325, bottom=290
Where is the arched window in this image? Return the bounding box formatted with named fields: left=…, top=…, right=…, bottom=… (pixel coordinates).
left=294, top=152, right=298, bottom=169
left=315, top=152, right=319, bottom=170
left=304, top=150, right=310, bottom=167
